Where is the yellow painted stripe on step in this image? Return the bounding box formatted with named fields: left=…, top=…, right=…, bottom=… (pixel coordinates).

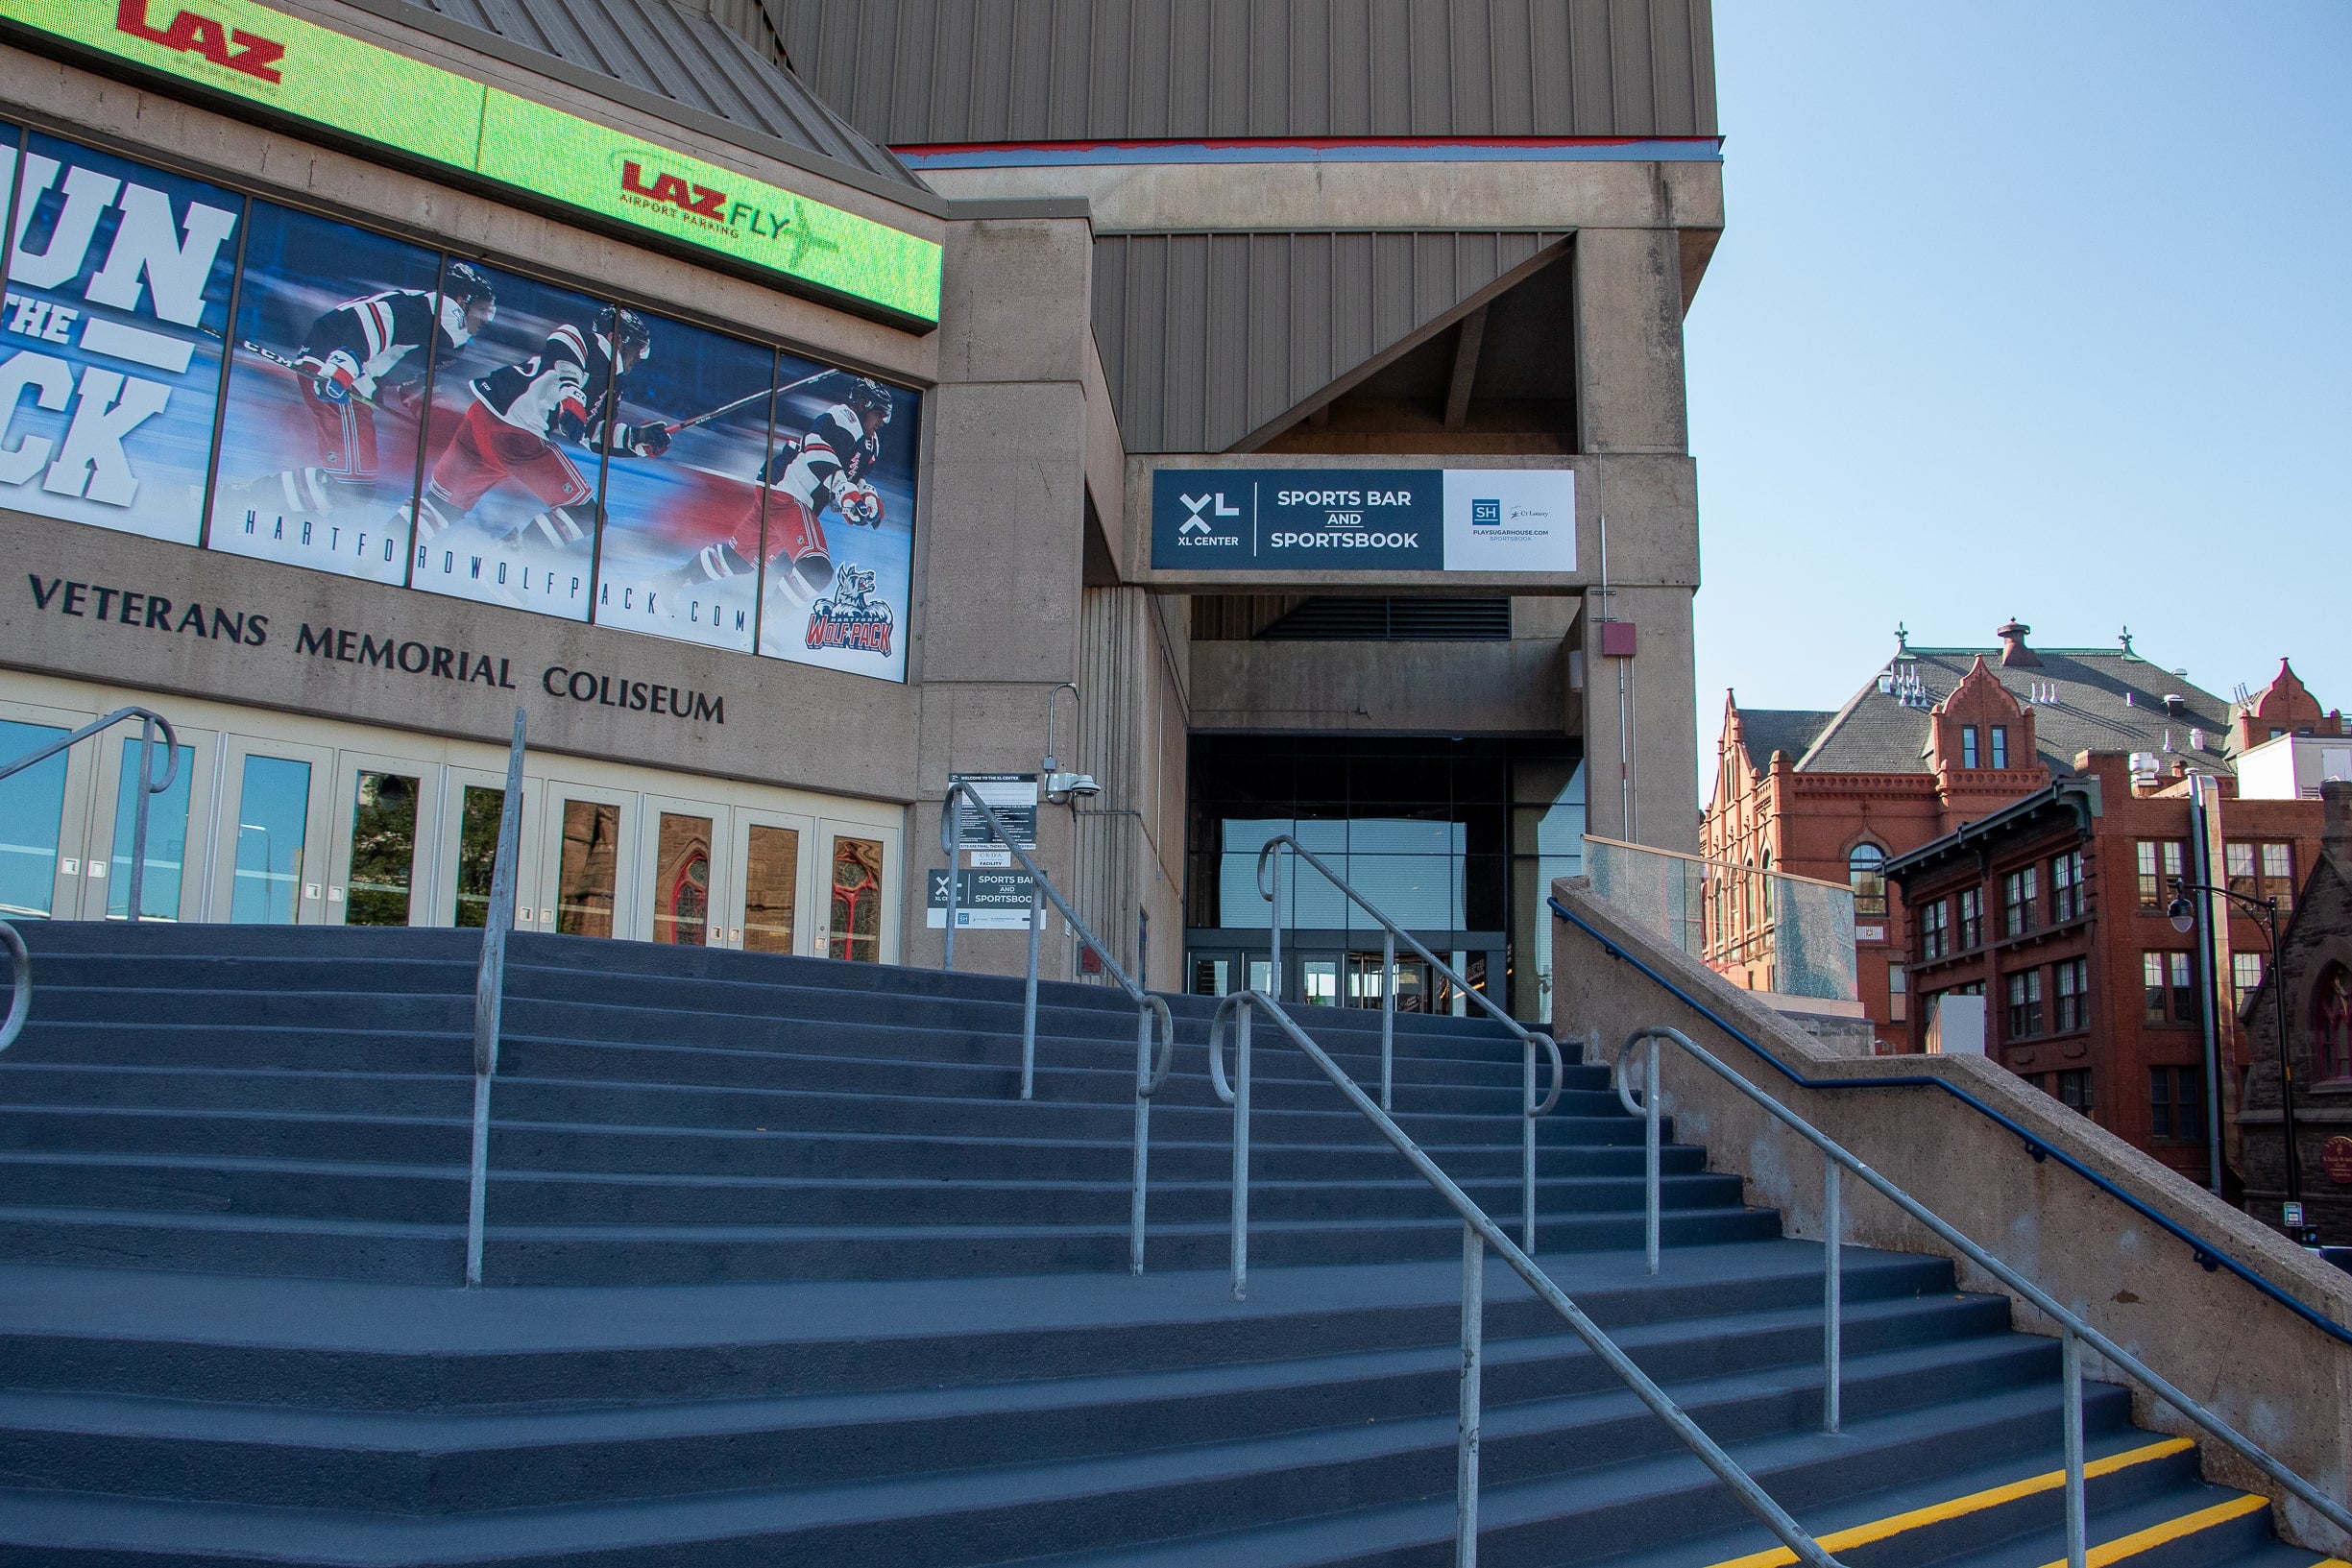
left=1700, top=1438, right=2196, bottom=1568
left=2309, top=1559, right=2352, bottom=1567
left=2035, top=1492, right=2271, bottom=1568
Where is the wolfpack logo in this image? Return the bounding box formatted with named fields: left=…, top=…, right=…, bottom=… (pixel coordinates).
left=1176, top=490, right=1241, bottom=543
left=115, top=0, right=284, bottom=82
left=1470, top=498, right=1501, bottom=526
left=806, top=564, right=894, bottom=656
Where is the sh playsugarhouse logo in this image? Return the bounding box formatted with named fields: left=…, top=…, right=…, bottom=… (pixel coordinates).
left=616, top=154, right=796, bottom=242
left=1470, top=498, right=1501, bottom=526
left=114, top=0, right=285, bottom=82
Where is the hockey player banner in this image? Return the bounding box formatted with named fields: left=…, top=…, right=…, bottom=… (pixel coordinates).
left=590, top=312, right=775, bottom=655
left=407, top=262, right=612, bottom=622
left=0, top=0, right=943, bottom=326
left=1150, top=467, right=1575, bottom=574
left=207, top=202, right=463, bottom=584
left=0, top=130, right=242, bottom=547
left=756, top=351, right=919, bottom=684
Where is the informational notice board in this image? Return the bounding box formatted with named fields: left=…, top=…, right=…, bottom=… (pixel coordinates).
left=926, top=867, right=1038, bottom=929
left=949, top=773, right=1038, bottom=851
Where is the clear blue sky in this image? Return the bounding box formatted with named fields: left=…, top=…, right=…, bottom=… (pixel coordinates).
left=1685, top=2, right=2352, bottom=786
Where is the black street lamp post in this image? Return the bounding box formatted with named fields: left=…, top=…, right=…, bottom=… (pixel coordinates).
left=2170, top=877, right=2311, bottom=1243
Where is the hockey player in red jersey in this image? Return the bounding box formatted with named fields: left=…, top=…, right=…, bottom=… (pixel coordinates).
left=652, top=375, right=892, bottom=607
left=225, top=263, right=497, bottom=516
left=406, top=304, right=669, bottom=550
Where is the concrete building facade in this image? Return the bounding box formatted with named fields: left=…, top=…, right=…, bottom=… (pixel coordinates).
left=0, top=0, right=1719, bottom=1022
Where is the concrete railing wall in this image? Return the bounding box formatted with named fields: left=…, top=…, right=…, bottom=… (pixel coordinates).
left=1549, top=876, right=2352, bottom=1553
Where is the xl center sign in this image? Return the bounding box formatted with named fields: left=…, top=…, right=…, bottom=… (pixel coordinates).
left=1151, top=468, right=1574, bottom=574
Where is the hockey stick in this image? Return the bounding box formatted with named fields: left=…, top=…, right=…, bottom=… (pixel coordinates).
left=236, top=338, right=396, bottom=412
left=661, top=367, right=844, bottom=435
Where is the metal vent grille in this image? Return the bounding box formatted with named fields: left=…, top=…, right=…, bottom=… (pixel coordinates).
left=1257, top=597, right=1510, bottom=641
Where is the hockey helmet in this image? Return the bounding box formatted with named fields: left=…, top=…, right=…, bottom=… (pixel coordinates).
left=439, top=261, right=497, bottom=345
left=596, top=304, right=654, bottom=361
left=845, top=376, right=893, bottom=425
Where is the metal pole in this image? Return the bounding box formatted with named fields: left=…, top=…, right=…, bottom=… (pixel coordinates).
left=1382, top=929, right=1395, bottom=1112
left=2269, top=908, right=2305, bottom=1219
left=126, top=716, right=155, bottom=923
left=466, top=708, right=526, bottom=1289
left=1129, top=1002, right=1152, bottom=1275
left=1457, top=1221, right=1484, bottom=1568
left=942, top=839, right=961, bottom=972
left=2187, top=783, right=2224, bottom=1194
left=1268, top=850, right=1283, bottom=1003
left=1644, top=1038, right=1661, bottom=1276
left=2063, top=1329, right=2087, bottom=1568
left=1020, top=876, right=1043, bottom=1099
left=1824, top=1160, right=1841, bottom=1434
left=1521, top=1034, right=1538, bottom=1255
left=1231, top=999, right=1252, bottom=1301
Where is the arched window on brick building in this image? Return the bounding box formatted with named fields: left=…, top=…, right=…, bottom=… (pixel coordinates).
left=2315, top=965, right=2352, bottom=1083
left=1849, top=843, right=1887, bottom=918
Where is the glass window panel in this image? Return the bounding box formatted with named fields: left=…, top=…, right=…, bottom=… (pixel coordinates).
left=4, top=133, right=238, bottom=546
left=230, top=755, right=310, bottom=925
left=207, top=202, right=448, bottom=585
left=1513, top=758, right=1585, bottom=807
left=1514, top=802, right=1588, bottom=859
left=653, top=812, right=713, bottom=946
left=108, top=740, right=194, bottom=920
left=0, top=720, right=69, bottom=919
left=452, top=784, right=511, bottom=928
left=743, top=824, right=799, bottom=953
left=409, top=261, right=611, bottom=622
left=557, top=799, right=620, bottom=937
left=345, top=771, right=419, bottom=927
left=827, top=834, right=883, bottom=962
left=1301, top=957, right=1339, bottom=1005
left=591, top=313, right=772, bottom=654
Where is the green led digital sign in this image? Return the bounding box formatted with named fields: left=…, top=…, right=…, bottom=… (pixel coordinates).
left=0, top=0, right=943, bottom=326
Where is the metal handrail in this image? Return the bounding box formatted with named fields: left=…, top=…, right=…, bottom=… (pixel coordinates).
left=1548, top=892, right=2352, bottom=1347
left=0, top=706, right=182, bottom=1052
left=937, top=781, right=1176, bottom=1275
left=1612, top=1025, right=2352, bottom=1561
left=1254, top=833, right=1564, bottom=1250
left=464, top=709, right=526, bottom=1289
left=1206, top=989, right=1843, bottom=1568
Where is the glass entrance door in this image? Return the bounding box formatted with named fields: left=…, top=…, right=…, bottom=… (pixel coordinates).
left=437, top=766, right=543, bottom=929
left=328, top=755, right=435, bottom=927
left=819, top=819, right=894, bottom=963
left=0, top=712, right=91, bottom=921
left=83, top=727, right=210, bottom=923
left=535, top=784, right=632, bottom=938
left=728, top=806, right=813, bottom=953
left=643, top=796, right=729, bottom=947
left=213, top=736, right=336, bottom=925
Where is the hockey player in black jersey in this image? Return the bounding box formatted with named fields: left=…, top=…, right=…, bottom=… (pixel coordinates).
left=223, top=262, right=496, bottom=517
left=408, top=304, right=669, bottom=553
left=652, top=374, right=892, bottom=606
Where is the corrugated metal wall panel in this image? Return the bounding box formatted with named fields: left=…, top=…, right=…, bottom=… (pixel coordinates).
left=396, top=0, right=928, bottom=187
left=1096, top=229, right=1566, bottom=452
left=775, top=0, right=1716, bottom=143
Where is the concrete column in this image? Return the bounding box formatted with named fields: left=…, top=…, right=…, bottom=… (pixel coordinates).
left=899, top=216, right=1100, bottom=976
left=1573, top=229, right=1690, bottom=455
left=1584, top=583, right=1700, bottom=853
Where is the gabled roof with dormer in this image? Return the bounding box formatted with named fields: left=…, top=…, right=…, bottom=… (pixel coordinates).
left=1794, top=639, right=2234, bottom=778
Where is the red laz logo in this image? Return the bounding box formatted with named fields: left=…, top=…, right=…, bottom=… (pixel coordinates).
left=621, top=160, right=725, bottom=221
left=116, top=0, right=285, bottom=82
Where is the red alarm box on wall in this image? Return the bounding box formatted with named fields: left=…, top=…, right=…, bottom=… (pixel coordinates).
left=1598, top=620, right=1637, bottom=659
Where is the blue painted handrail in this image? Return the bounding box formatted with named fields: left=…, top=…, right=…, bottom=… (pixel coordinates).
left=1547, top=894, right=2352, bottom=1348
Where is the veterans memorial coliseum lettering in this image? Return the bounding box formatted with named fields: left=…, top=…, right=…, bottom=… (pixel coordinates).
left=25, top=573, right=267, bottom=643
left=543, top=666, right=724, bottom=724
left=294, top=623, right=515, bottom=688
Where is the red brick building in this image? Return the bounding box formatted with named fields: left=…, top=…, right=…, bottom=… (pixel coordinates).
left=1703, top=622, right=2245, bottom=1049
left=1884, top=756, right=2327, bottom=1185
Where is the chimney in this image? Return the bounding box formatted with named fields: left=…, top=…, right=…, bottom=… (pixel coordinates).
left=2324, top=780, right=2352, bottom=868
left=2163, top=693, right=2187, bottom=718
left=1996, top=619, right=2042, bottom=667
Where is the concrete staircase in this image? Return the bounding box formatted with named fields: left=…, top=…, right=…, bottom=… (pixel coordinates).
left=0, top=924, right=2329, bottom=1566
